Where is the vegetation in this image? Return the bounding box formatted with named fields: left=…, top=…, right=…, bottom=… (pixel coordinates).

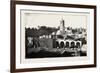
left=25, top=26, right=58, bottom=37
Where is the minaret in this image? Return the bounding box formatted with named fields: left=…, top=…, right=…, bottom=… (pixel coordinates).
left=60, top=18, right=65, bottom=33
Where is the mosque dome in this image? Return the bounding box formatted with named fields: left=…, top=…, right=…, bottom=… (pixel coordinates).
left=56, top=30, right=61, bottom=35
left=51, top=32, right=56, bottom=35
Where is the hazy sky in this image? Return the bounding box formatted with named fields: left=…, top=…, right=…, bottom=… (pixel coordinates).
left=22, top=10, right=88, bottom=29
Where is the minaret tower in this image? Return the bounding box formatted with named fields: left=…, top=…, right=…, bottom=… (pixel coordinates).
left=60, top=18, right=65, bottom=34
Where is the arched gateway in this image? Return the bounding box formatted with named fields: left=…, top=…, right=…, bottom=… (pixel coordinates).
left=54, top=40, right=82, bottom=48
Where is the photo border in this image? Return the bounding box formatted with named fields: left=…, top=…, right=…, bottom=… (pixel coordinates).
left=10, top=1, right=97, bottom=73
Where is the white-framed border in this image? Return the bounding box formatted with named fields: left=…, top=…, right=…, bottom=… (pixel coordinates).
left=15, top=4, right=94, bottom=69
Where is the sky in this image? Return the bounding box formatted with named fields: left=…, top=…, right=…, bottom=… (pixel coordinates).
left=22, top=10, right=88, bottom=29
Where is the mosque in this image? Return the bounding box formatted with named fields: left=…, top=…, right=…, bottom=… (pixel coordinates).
left=39, top=18, right=83, bottom=49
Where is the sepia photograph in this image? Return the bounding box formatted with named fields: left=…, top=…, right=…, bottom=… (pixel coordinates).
left=22, top=10, right=88, bottom=58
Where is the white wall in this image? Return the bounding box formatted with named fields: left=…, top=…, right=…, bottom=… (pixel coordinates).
left=0, top=0, right=100, bottom=73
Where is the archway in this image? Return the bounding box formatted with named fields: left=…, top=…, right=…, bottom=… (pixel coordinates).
left=60, top=41, right=64, bottom=48
left=76, top=42, right=80, bottom=48
left=55, top=41, right=59, bottom=48
left=70, top=41, right=75, bottom=48
left=65, top=41, right=69, bottom=48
